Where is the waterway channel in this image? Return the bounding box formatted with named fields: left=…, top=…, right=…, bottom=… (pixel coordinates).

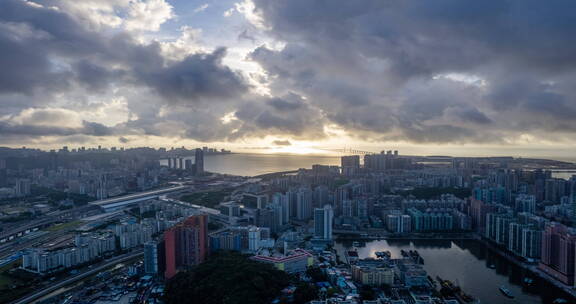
left=335, top=239, right=572, bottom=304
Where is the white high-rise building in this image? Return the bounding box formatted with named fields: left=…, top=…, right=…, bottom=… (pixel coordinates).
left=248, top=227, right=261, bottom=251
left=314, top=205, right=334, bottom=240
left=144, top=242, right=159, bottom=274
left=14, top=178, right=31, bottom=197
left=515, top=194, right=536, bottom=214
left=296, top=188, right=313, bottom=220
left=272, top=192, right=290, bottom=224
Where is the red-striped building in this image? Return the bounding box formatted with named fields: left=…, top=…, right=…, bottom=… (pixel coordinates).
left=164, top=214, right=208, bottom=279
left=539, top=223, right=576, bottom=286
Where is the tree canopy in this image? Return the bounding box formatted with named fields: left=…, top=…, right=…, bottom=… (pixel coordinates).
left=164, top=251, right=291, bottom=304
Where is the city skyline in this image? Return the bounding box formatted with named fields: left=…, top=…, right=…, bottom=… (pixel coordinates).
left=3, top=2, right=576, bottom=303
left=2, top=141, right=576, bottom=303
left=2, top=1, right=576, bottom=158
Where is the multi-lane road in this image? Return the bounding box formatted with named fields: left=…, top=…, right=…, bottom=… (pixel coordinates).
left=11, top=251, right=143, bottom=304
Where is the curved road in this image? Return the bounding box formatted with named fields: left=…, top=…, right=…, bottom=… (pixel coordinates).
left=11, top=251, right=143, bottom=304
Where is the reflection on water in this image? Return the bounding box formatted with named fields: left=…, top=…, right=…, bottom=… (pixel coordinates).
left=552, top=170, right=576, bottom=180
left=159, top=155, right=576, bottom=178
left=161, top=153, right=341, bottom=176
left=387, top=239, right=453, bottom=249
left=335, top=239, right=572, bottom=304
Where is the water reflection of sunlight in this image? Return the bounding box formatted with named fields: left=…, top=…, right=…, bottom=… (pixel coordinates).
left=270, top=145, right=328, bottom=155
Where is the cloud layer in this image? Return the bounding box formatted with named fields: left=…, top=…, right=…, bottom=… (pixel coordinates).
left=3, top=0, right=576, bottom=150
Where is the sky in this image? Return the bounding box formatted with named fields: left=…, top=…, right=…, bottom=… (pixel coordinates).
left=2, top=0, right=576, bottom=159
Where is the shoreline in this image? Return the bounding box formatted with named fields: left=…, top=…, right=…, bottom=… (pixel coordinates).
left=477, top=237, right=576, bottom=300
left=335, top=233, right=576, bottom=301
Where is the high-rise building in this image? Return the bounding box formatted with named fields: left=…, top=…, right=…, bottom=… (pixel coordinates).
left=335, top=185, right=351, bottom=216
left=314, top=205, right=333, bottom=240
left=313, top=185, right=330, bottom=208
left=96, top=174, right=108, bottom=200
left=287, top=189, right=298, bottom=220
left=521, top=228, right=542, bottom=260
left=209, top=231, right=242, bottom=252
left=539, top=223, right=576, bottom=285
left=508, top=223, right=526, bottom=255
left=14, top=178, right=31, bottom=197
left=515, top=194, right=536, bottom=214
left=408, top=208, right=453, bottom=232
left=164, top=215, right=208, bottom=279
left=220, top=202, right=241, bottom=217
left=355, top=198, right=368, bottom=218
left=248, top=227, right=261, bottom=251
left=470, top=198, right=498, bottom=234
left=269, top=200, right=285, bottom=228
left=144, top=242, right=159, bottom=274
left=495, top=215, right=515, bottom=245
left=272, top=192, right=290, bottom=225
left=49, top=150, right=58, bottom=170
left=341, top=155, right=360, bottom=176
left=0, top=159, right=7, bottom=187
left=296, top=188, right=313, bottom=220
left=254, top=208, right=278, bottom=233
left=387, top=214, right=412, bottom=233
left=364, top=150, right=410, bottom=171
left=194, top=148, right=204, bottom=175
left=185, top=159, right=193, bottom=172
left=544, top=178, right=566, bottom=203
left=341, top=199, right=353, bottom=217
left=364, top=153, right=387, bottom=171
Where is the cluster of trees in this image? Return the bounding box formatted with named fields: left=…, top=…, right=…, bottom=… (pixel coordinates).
left=164, top=252, right=326, bottom=304
left=164, top=251, right=291, bottom=304
left=179, top=189, right=232, bottom=208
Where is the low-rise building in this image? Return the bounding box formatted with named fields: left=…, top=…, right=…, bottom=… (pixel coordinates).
left=351, top=264, right=394, bottom=286
left=250, top=249, right=313, bottom=273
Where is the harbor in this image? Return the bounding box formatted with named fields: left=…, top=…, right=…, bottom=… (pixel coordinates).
left=335, top=238, right=575, bottom=304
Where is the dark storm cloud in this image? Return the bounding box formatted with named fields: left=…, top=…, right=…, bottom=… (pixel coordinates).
left=6, top=0, right=576, bottom=144
left=0, top=0, right=250, bottom=140
left=234, top=94, right=326, bottom=139
left=246, top=0, right=576, bottom=143
left=446, top=107, right=492, bottom=125
left=81, top=121, right=114, bottom=136
left=73, top=60, right=124, bottom=92
left=115, top=92, right=325, bottom=142
left=266, top=93, right=305, bottom=111
left=399, top=124, right=493, bottom=144
left=0, top=0, right=248, bottom=102
left=137, top=48, right=247, bottom=103
left=0, top=120, right=113, bottom=137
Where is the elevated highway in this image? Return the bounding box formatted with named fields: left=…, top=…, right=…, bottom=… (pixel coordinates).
left=89, top=186, right=189, bottom=212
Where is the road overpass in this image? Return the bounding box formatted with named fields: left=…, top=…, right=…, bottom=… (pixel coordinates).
left=0, top=219, right=56, bottom=244
left=89, top=186, right=190, bottom=212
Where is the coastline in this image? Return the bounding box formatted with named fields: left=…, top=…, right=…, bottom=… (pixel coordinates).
left=477, top=237, right=576, bottom=300
left=335, top=232, right=576, bottom=301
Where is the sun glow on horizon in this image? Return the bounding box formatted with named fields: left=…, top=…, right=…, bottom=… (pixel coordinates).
left=268, top=145, right=331, bottom=155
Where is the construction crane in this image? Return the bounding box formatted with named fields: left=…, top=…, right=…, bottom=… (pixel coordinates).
left=320, top=147, right=375, bottom=155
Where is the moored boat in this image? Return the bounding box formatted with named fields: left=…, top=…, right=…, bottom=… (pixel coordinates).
left=499, top=286, right=514, bottom=298
left=523, top=277, right=534, bottom=286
